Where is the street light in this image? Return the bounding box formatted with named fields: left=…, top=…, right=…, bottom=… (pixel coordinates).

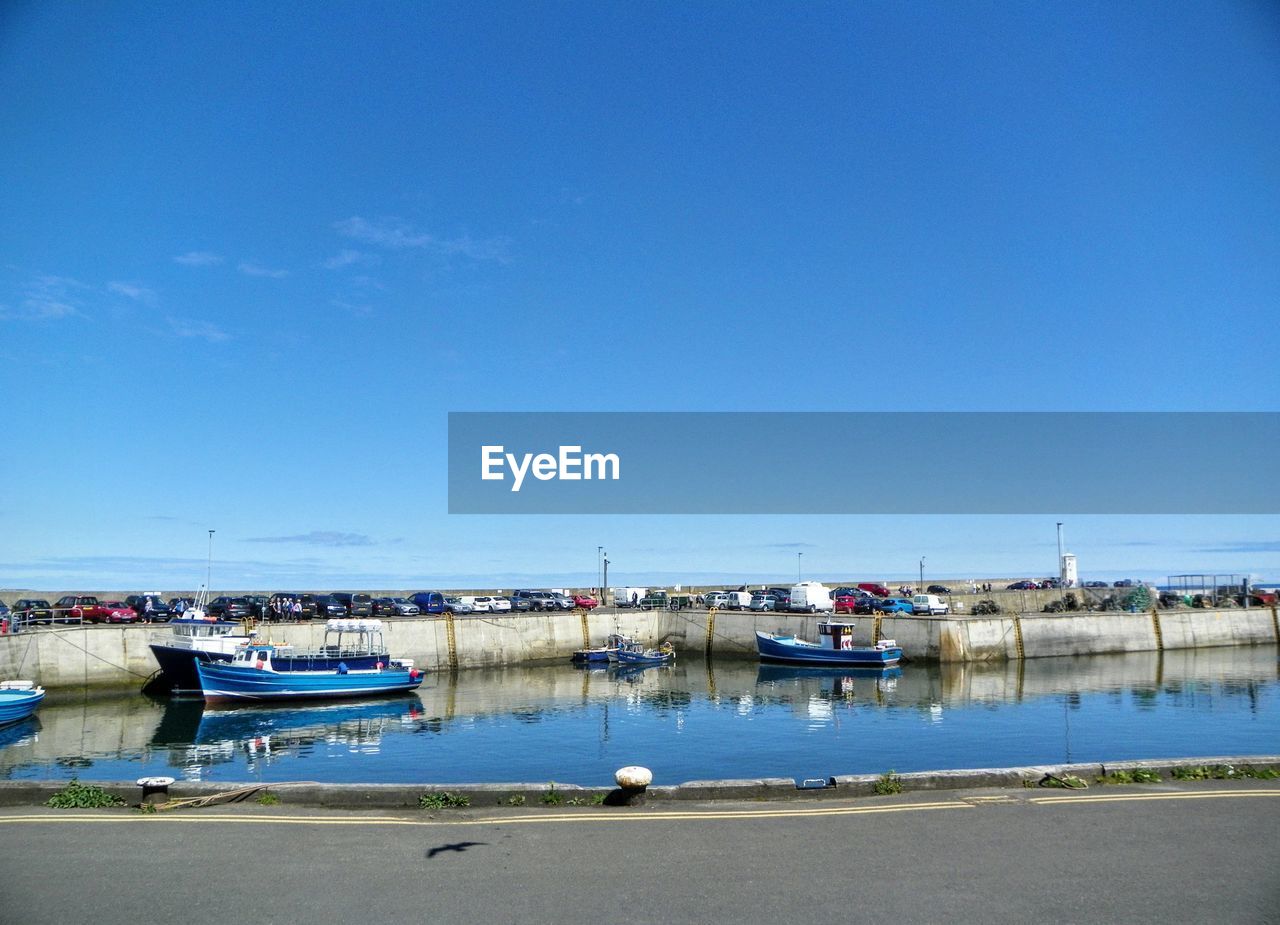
left=597, top=545, right=603, bottom=598
left=797, top=552, right=803, bottom=582
left=207, top=529, right=215, bottom=593
left=919, top=556, right=925, bottom=592
left=1056, top=522, right=1064, bottom=583
left=603, top=557, right=610, bottom=598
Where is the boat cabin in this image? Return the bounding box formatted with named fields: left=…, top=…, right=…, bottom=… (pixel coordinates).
left=817, top=621, right=859, bottom=651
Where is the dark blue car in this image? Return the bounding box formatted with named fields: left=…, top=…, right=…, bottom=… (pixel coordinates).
left=408, top=591, right=448, bottom=614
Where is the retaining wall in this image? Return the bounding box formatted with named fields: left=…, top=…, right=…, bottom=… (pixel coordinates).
left=1, top=605, right=1276, bottom=689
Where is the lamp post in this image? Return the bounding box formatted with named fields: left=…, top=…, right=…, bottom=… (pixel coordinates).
left=919, top=557, right=925, bottom=593
left=206, top=529, right=215, bottom=593
left=597, top=545, right=603, bottom=599
left=1056, top=522, right=1064, bottom=583
left=797, top=552, right=803, bottom=583
left=603, top=557, right=610, bottom=599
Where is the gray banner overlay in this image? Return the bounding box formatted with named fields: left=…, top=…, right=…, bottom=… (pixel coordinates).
left=448, top=412, right=1279, bottom=514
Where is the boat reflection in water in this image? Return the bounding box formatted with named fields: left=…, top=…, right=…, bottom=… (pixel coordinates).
left=185, top=696, right=426, bottom=774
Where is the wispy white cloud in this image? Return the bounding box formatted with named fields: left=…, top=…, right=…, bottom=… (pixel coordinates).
left=1, top=275, right=88, bottom=320
left=166, top=316, right=230, bottom=342
left=174, top=251, right=224, bottom=266
left=107, top=281, right=157, bottom=304
left=246, top=530, right=376, bottom=547
left=323, top=249, right=378, bottom=270
left=334, top=216, right=511, bottom=263
left=238, top=262, right=289, bottom=279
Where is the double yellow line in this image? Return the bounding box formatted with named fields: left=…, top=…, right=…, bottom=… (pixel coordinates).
left=1, top=789, right=1275, bottom=828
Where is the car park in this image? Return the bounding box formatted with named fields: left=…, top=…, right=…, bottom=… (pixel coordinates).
left=12, top=599, right=54, bottom=624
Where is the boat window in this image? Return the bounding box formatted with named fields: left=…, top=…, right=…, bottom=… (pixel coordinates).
left=258, top=650, right=270, bottom=660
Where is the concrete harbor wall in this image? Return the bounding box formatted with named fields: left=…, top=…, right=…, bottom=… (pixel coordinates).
left=0, top=605, right=1276, bottom=689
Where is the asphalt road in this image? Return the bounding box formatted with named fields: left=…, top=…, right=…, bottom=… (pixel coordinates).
left=3, top=781, right=1278, bottom=925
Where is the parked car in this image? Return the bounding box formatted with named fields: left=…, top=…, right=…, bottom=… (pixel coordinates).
left=307, top=594, right=348, bottom=619
left=514, top=590, right=560, bottom=611
left=1113, top=579, right=1135, bottom=588
left=573, top=595, right=599, bottom=610
left=1006, top=581, right=1039, bottom=590
left=331, top=593, right=373, bottom=617
left=242, top=594, right=270, bottom=618
left=704, top=592, right=730, bottom=610
left=96, top=601, right=138, bottom=623
left=857, top=583, right=890, bottom=598
left=790, top=581, right=834, bottom=613
left=926, top=585, right=953, bottom=595
left=873, top=597, right=915, bottom=614
left=125, top=594, right=173, bottom=622
left=53, top=595, right=101, bottom=621
left=1082, top=581, right=1108, bottom=588
left=267, top=593, right=314, bottom=620
left=461, top=596, right=494, bottom=612
left=12, top=599, right=54, bottom=624
left=207, top=596, right=253, bottom=619
left=408, top=591, right=448, bottom=615
left=506, top=596, right=531, bottom=612
left=833, top=595, right=860, bottom=615
left=488, top=596, right=513, bottom=613
left=912, top=594, right=950, bottom=615
left=748, top=593, right=777, bottom=612
left=443, top=596, right=473, bottom=614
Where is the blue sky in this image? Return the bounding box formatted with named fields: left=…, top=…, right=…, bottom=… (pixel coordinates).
left=2, top=1, right=1277, bottom=590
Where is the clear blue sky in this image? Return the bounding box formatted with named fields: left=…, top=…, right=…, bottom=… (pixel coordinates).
left=2, top=1, right=1277, bottom=590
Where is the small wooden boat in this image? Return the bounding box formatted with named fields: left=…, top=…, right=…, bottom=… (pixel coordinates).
left=613, top=641, right=675, bottom=666
left=194, top=643, right=423, bottom=703
left=571, top=633, right=634, bottom=663
left=755, top=621, right=903, bottom=667
left=0, top=681, right=46, bottom=726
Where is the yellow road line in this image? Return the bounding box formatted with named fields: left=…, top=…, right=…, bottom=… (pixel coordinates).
left=1031, top=789, right=1280, bottom=806
left=0, top=800, right=973, bottom=828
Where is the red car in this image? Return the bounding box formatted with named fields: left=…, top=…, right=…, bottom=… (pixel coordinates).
left=857, top=583, right=890, bottom=598
left=834, top=595, right=858, bottom=614
left=573, top=595, right=599, bottom=610
left=92, top=601, right=138, bottom=624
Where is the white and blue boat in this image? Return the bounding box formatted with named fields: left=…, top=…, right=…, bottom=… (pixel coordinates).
left=755, top=621, right=903, bottom=667
left=195, top=646, right=423, bottom=702
left=612, top=641, right=675, bottom=666
left=0, top=681, right=46, bottom=726
left=572, top=634, right=635, bottom=663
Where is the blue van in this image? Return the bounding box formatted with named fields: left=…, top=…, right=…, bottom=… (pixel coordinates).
left=408, top=591, right=448, bottom=614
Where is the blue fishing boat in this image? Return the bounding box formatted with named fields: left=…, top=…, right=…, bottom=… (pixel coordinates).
left=0, top=681, right=45, bottom=726
left=755, top=621, right=903, bottom=667
left=612, top=641, right=675, bottom=666
left=151, top=617, right=392, bottom=692
left=572, top=633, right=635, bottom=663
left=195, top=640, right=423, bottom=703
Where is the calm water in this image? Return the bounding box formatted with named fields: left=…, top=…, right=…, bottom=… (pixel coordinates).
left=2, top=647, right=1276, bottom=787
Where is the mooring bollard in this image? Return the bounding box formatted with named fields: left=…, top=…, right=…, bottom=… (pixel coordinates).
left=612, top=765, right=653, bottom=806
left=137, top=776, right=176, bottom=805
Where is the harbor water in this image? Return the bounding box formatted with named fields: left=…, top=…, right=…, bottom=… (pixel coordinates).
left=1, top=646, right=1276, bottom=787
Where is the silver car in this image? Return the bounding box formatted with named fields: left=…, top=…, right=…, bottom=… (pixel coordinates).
left=748, top=594, right=777, bottom=612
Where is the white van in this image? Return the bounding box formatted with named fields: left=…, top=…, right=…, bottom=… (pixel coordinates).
left=461, top=595, right=493, bottom=612
left=611, top=587, right=648, bottom=608
left=912, top=594, right=949, bottom=615
left=724, top=591, right=753, bottom=610
left=789, top=581, right=834, bottom=613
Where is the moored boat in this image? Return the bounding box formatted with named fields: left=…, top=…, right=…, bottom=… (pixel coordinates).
left=0, top=681, right=46, bottom=726
left=571, top=633, right=635, bottom=663
left=755, top=621, right=903, bottom=667
left=612, top=641, right=675, bottom=666
left=194, top=623, right=422, bottom=703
